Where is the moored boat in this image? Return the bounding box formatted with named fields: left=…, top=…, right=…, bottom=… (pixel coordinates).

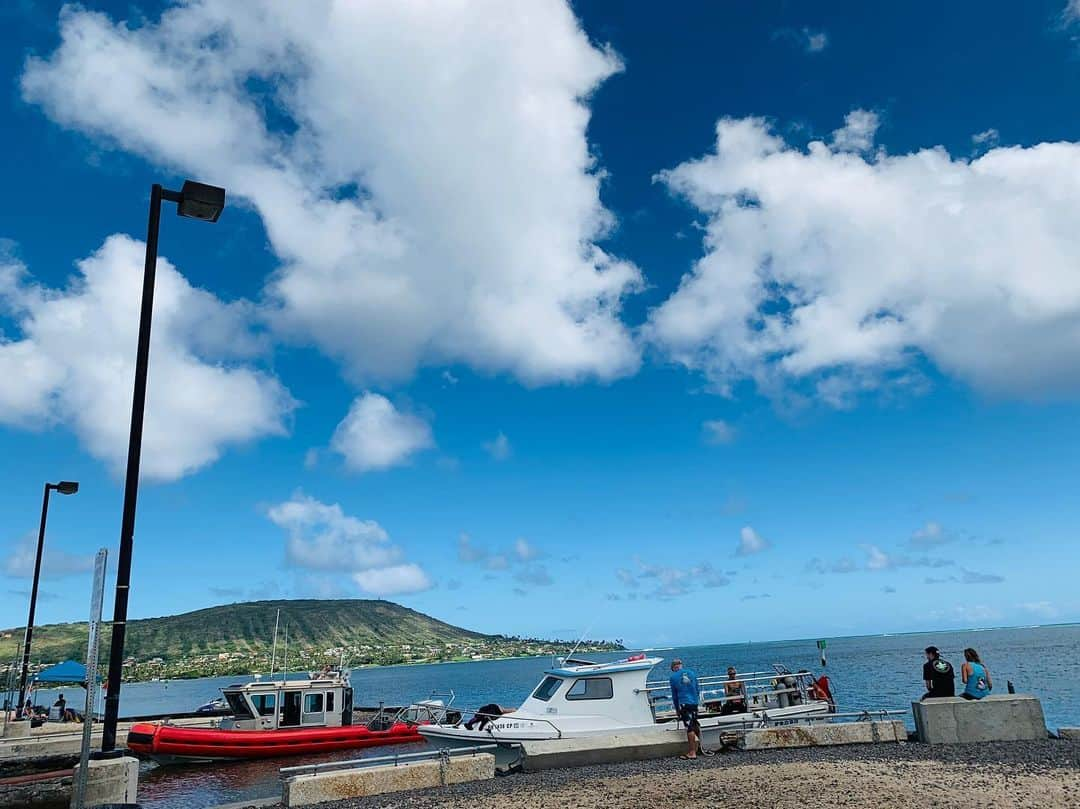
left=127, top=668, right=424, bottom=763
left=418, top=655, right=834, bottom=769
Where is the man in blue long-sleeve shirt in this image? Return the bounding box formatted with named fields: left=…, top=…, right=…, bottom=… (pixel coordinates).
left=669, top=658, right=701, bottom=759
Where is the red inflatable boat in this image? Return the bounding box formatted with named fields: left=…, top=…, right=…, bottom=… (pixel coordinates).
left=124, top=668, right=427, bottom=763
left=126, top=719, right=423, bottom=762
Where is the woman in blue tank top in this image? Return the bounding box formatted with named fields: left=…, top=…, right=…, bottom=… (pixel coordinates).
left=960, top=648, right=992, bottom=700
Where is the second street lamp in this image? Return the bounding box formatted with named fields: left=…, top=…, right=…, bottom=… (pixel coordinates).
left=16, top=480, right=79, bottom=718
left=99, top=180, right=226, bottom=753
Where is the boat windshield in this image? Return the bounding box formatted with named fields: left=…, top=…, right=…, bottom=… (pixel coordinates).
left=531, top=676, right=563, bottom=702
left=224, top=691, right=254, bottom=719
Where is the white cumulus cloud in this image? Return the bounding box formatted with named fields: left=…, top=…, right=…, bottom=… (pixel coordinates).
left=268, top=493, right=431, bottom=597
left=22, top=1, right=641, bottom=387
left=3, top=533, right=94, bottom=579
left=483, top=432, right=512, bottom=461
left=735, top=525, right=771, bottom=556
left=649, top=112, right=1080, bottom=404
left=702, top=419, right=736, bottom=445
left=352, top=564, right=432, bottom=597
left=331, top=393, right=434, bottom=472
left=0, top=236, right=292, bottom=480
left=831, top=109, right=880, bottom=153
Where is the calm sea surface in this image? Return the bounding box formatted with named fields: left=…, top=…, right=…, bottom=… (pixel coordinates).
left=31, top=624, right=1080, bottom=809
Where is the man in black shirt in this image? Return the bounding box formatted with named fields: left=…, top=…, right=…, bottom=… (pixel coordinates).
left=921, top=646, right=955, bottom=699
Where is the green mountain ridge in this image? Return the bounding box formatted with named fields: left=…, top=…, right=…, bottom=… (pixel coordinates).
left=0, top=599, right=495, bottom=669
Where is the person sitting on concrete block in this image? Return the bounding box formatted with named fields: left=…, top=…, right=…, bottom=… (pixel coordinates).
left=921, top=646, right=956, bottom=699
left=960, top=648, right=993, bottom=700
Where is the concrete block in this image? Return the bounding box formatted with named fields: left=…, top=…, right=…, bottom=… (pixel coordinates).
left=283, top=754, right=495, bottom=807
left=1058, top=727, right=1080, bottom=741
left=911, top=695, right=1047, bottom=744
left=519, top=731, right=686, bottom=772
left=73, top=755, right=138, bottom=808
left=741, top=720, right=906, bottom=750
left=0, top=769, right=73, bottom=806
left=1, top=720, right=30, bottom=739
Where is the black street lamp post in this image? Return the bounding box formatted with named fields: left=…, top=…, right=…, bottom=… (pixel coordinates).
left=16, top=480, right=79, bottom=718
left=99, top=180, right=225, bottom=753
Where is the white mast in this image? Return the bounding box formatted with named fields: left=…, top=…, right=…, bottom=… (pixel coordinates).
left=269, top=609, right=281, bottom=681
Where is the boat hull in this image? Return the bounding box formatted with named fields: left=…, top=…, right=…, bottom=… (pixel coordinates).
left=126, top=721, right=425, bottom=763
left=419, top=701, right=832, bottom=769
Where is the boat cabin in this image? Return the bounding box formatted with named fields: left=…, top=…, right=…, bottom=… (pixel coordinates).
left=219, top=670, right=354, bottom=731
left=504, top=655, right=661, bottom=732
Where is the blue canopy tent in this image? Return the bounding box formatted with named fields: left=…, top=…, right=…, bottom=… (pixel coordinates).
left=33, top=660, right=93, bottom=686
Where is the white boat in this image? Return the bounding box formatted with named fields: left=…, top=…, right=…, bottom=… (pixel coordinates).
left=417, top=655, right=833, bottom=768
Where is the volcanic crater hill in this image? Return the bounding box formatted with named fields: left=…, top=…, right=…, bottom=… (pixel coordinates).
left=0, top=598, right=494, bottom=665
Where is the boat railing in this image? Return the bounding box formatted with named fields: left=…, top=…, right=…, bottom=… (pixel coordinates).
left=393, top=691, right=460, bottom=726
left=280, top=743, right=499, bottom=778
left=644, top=669, right=779, bottom=688
left=640, top=670, right=812, bottom=693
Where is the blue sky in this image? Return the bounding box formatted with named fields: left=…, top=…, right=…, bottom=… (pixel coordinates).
left=3, top=1, right=1080, bottom=648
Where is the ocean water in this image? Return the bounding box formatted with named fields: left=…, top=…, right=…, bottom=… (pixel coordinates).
left=28, top=624, right=1080, bottom=809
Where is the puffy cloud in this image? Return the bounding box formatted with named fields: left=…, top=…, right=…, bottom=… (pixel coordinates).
left=0, top=236, right=292, bottom=480
left=514, top=538, right=539, bottom=562
left=804, top=30, right=829, bottom=53
left=23, top=1, right=641, bottom=387
left=353, top=564, right=432, bottom=597
left=268, top=492, right=431, bottom=596
left=806, top=557, right=858, bottom=574
left=271, top=494, right=398, bottom=570
left=457, top=533, right=488, bottom=564
left=649, top=112, right=1080, bottom=403
left=831, top=109, right=879, bottom=153
left=331, top=393, right=433, bottom=472
left=909, top=521, right=955, bottom=549
left=458, top=533, right=540, bottom=578
left=775, top=27, right=829, bottom=54
left=702, top=419, right=736, bottom=445
left=628, top=558, right=730, bottom=598
left=925, top=568, right=1005, bottom=585
left=972, top=128, right=1000, bottom=148
left=615, top=568, right=639, bottom=588
left=514, top=565, right=553, bottom=587
left=483, top=432, right=512, bottom=461
left=735, top=525, right=770, bottom=556
left=3, top=533, right=94, bottom=579
left=860, top=544, right=954, bottom=571
left=808, top=545, right=953, bottom=574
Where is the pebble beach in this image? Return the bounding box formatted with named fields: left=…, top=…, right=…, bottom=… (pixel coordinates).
left=286, top=739, right=1079, bottom=809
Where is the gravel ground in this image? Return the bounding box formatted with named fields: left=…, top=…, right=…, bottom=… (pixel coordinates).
left=279, top=738, right=1079, bottom=809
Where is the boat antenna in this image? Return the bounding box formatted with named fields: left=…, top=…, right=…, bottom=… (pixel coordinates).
left=269, top=608, right=281, bottom=680
left=563, top=623, right=594, bottom=664
left=283, top=623, right=289, bottom=685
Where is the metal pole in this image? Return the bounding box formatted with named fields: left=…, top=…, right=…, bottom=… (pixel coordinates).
left=101, top=183, right=163, bottom=753
left=73, top=549, right=108, bottom=809
left=269, top=608, right=280, bottom=681
left=16, top=484, right=52, bottom=719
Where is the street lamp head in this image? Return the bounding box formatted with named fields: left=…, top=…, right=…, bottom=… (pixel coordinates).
left=176, top=180, right=226, bottom=223
left=55, top=481, right=79, bottom=495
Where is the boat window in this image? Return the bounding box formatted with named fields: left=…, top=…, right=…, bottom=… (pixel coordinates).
left=304, top=693, right=324, bottom=714
left=531, top=676, right=563, bottom=702
left=326, top=692, right=335, bottom=712
left=251, top=693, right=276, bottom=716
left=224, top=692, right=254, bottom=719
left=566, top=677, right=614, bottom=701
